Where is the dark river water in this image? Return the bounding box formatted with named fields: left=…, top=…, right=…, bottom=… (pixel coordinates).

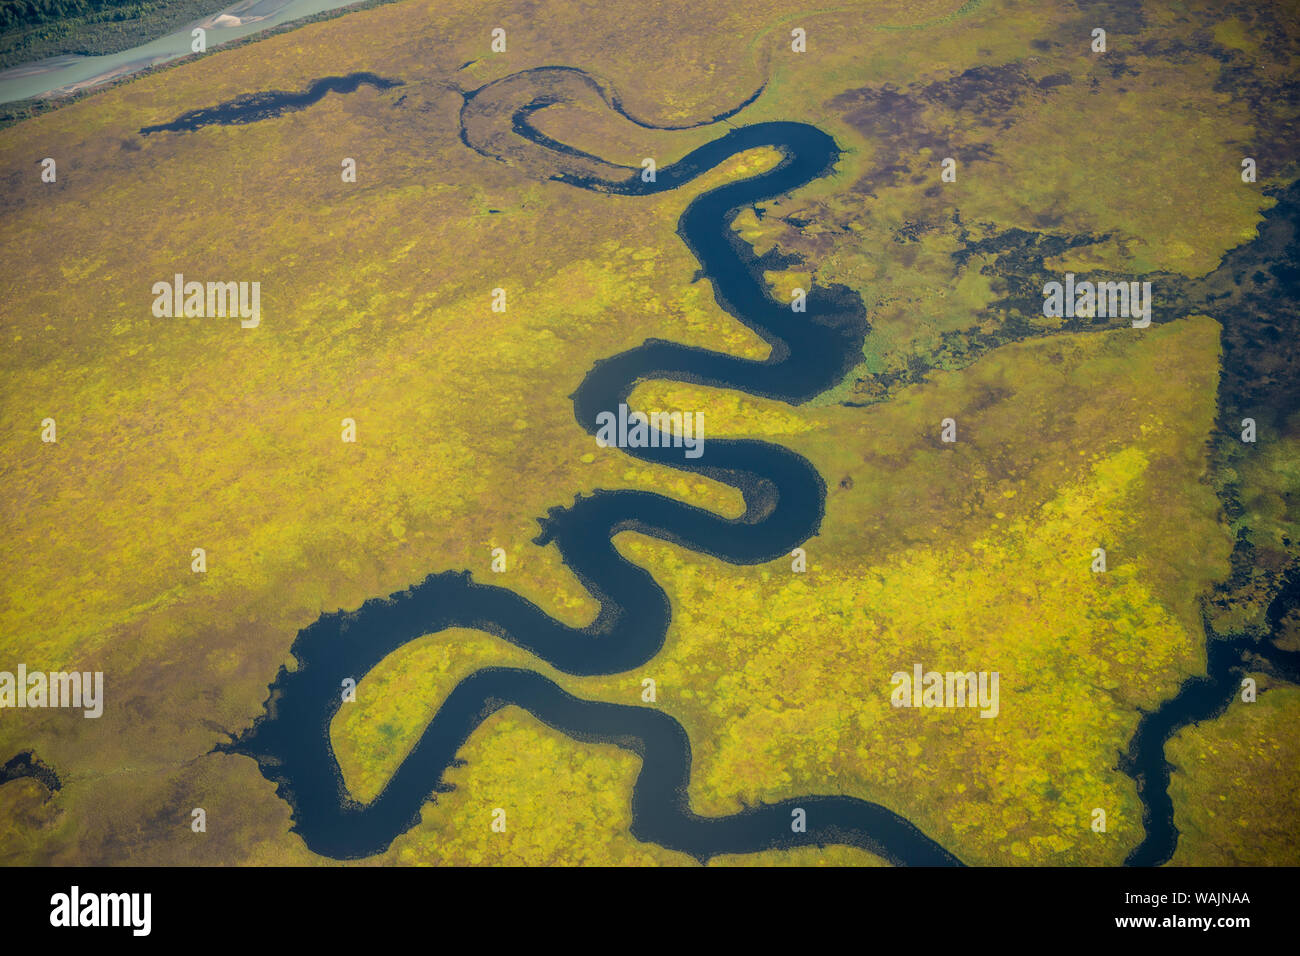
left=203, top=67, right=1300, bottom=866
left=223, top=80, right=964, bottom=865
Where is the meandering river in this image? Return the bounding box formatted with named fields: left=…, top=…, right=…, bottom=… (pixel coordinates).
left=191, top=63, right=1300, bottom=866
left=223, top=67, right=964, bottom=865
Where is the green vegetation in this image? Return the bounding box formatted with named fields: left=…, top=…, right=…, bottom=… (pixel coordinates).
left=0, top=0, right=1296, bottom=865
left=0, top=0, right=218, bottom=69
left=3, top=0, right=179, bottom=29
left=1168, top=680, right=1300, bottom=866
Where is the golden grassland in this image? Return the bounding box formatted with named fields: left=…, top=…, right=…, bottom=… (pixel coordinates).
left=1167, top=681, right=1300, bottom=866
left=0, top=0, right=1295, bottom=864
